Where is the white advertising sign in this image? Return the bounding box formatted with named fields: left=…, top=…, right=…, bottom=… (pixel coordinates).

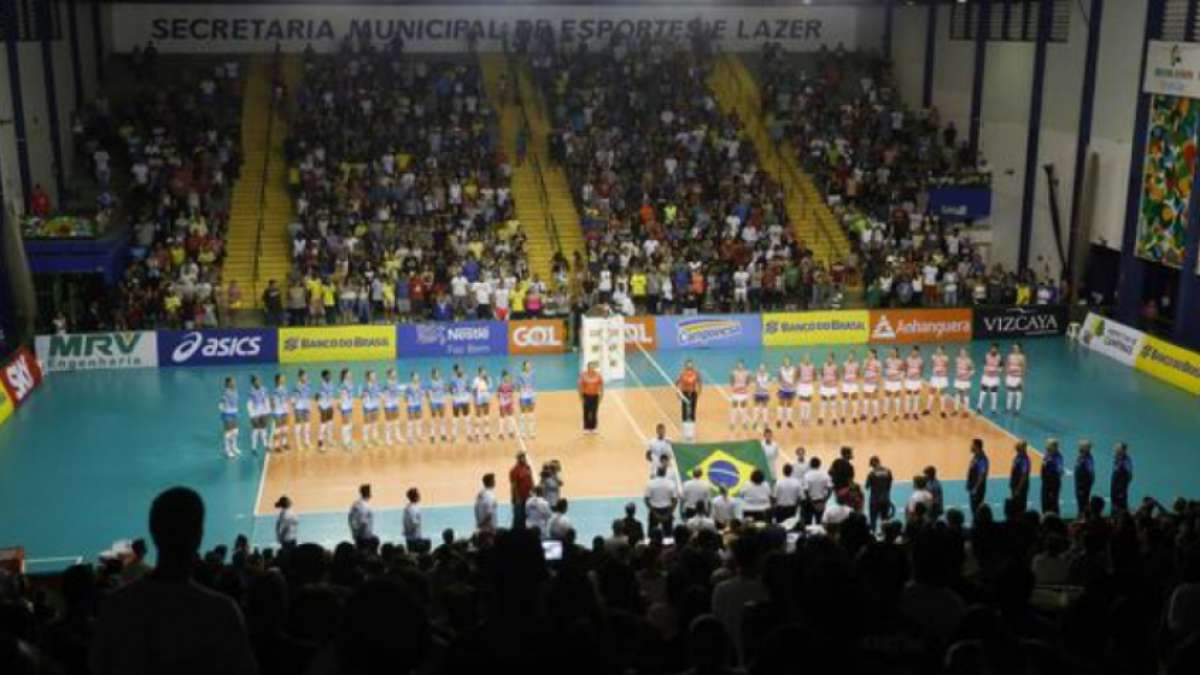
left=1143, top=40, right=1200, bottom=99
left=1077, top=313, right=1146, bottom=367
left=35, top=331, right=160, bottom=372
left=110, top=3, right=870, bottom=53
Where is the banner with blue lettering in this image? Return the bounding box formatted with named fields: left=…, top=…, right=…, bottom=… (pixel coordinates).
left=157, top=329, right=278, bottom=367
left=929, top=187, right=992, bottom=220
left=655, top=314, right=762, bottom=350
left=397, top=321, right=508, bottom=358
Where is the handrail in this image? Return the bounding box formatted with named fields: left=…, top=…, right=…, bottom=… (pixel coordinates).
left=504, top=52, right=564, bottom=259
left=250, top=54, right=280, bottom=307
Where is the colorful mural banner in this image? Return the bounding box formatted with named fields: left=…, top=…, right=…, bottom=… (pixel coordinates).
left=1136, top=94, right=1199, bottom=268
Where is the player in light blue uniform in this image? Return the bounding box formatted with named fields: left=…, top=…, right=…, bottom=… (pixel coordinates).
left=338, top=368, right=356, bottom=449
left=472, top=367, right=493, bottom=441
left=361, top=370, right=382, bottom=446
left=404, top=372, right=424, bottom=444
left=427, top=368, right=449, bottom=443
left=383, top=368, right=402, bottom=445
left=518, top=361, right=537, bottom=439
left=270, top=373, right=291, bottom=452
left=450, top=365, right=471, bottom=441
left=247, top=375, right=271, bottom=453
left=219, top=377, right=241, bottom=458
left=291, top=370, right=313, bottom=449
left=316, top=369, right=336, bottom=450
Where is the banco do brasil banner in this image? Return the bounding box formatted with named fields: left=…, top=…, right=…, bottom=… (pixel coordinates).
left=1135, top=335, right=1200, bottom=395
left=656, top=314, right=762, bottom=350
left=398, top=320, right=508, bottom=357
left=762, top=310, right=870, bottom=347
left=36, top=331, right=159, bottom=372
left=973, top=306, right=1068, bottom=339
left=110, top=3, right=869, bottom=54
left=279, top=325, right=396, bottom=363
left=158, top=329, right=278, bottom=367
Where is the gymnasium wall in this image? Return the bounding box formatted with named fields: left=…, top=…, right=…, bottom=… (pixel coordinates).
left=892, top=0, right=1147, bottom=277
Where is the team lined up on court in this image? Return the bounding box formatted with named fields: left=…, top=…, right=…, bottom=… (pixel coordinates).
left=217, top=361, right=539, bottom=458
left=724, top=342, right=1027, bottom=430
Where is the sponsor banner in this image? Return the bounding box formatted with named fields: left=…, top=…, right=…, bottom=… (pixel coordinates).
left=0, top=347, right=45, bottom=408
left=656, top=314, right=762, bottom=351
left=972, top=305, right=1069, bottom=339
left=278, top=325, right=396, bottom=363
left=868, top=309, right=973, bottom=344
left=397, top=320, right=508, bottom=358
left=623, top=315, right=659, bottom=351
left=35, top=331, right=159, bottom=372
left=761, top=310, right=869, bottom=347
left=1143, top=41, right=1200, bottom=99
left=112, top=3, right=866, bottom=54
left=928, top=186, right=992, bottom=220
left=157, top=329, right=278, bottom=367
left=1135, top=335, right=1200, bottom=395
left=0, top=386, right=12, bottom=428
left=508, top=319, right=567, bottom=355
left=1078, top=313, right=1146, bottom=367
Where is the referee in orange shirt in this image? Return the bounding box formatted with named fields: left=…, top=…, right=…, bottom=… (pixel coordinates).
left=579, top=361, right=604, bottom=434
left=677, top=359, right=702, bottom=441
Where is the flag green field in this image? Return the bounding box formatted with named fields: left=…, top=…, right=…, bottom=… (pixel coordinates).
left=673, top=440, right=775, bottom=496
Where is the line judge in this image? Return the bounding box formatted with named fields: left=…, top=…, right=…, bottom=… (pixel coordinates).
left=579, top=360, right=604, bottom=434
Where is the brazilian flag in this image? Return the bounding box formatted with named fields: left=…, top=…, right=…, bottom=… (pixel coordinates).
left=673, top=440, right=775, bottom=497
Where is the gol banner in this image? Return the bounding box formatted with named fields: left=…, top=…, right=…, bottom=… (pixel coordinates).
left=508, top=319, right=568, bottom=355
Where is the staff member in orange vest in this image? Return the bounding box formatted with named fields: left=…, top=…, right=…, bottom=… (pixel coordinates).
left=579, top=361, right=604, bottom=434
left=676, top=359, right=703, bottom=441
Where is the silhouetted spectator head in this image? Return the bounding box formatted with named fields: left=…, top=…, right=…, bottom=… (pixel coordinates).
left=149, top=486, right=205, bottom=566
left=686, top=615, right=733, bottom=672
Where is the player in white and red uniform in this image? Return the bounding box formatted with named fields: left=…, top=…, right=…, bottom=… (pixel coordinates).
left=1005, top=343, right=1027, bottom=415
left=928, top=346, right=952, bottom=417
left=884, top=348, right=904, bottom=421
left=798, top=355, right=817, bottom=425
left=841, top=351, right=861, bottom=424
left=729, top=360, right=751, bottom=430
left=819, top=353, right=840, bottom=426
left=978, top=343, right=1002, bottom=413
left=954, top=347, right=975, bottom=417
left=753, top=364, right=772, bottom=429
left=776, top=357, right=797, bottom=428
left=904, top=346, right=925, bottom=419
left=862, top=348, right=883, bottom=423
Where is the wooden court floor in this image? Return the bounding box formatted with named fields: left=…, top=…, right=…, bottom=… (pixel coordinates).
left=257, top=385, right=1036, bottom=515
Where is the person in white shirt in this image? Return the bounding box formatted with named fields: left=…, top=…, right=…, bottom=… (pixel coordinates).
left=474, top=473, right=498, bottom=532
left=822, top=491, right=855, bottom=527
left=906, top=475, right=935, bottom=519
left=711, top=486, right=743, bottom=528
left=801, top=458, right=833, bottom=526
left=771, top=463, right=804, bottom=523
left=275, top=495, right=298, bottom=548
left=760, top=428, right=780, bottom=476
left=471, top=279, right=492, bottom=319
left=686, top=502, right=718, bottom=534
left=646, top=423, right=673, bottom=477
left=547, top=498, right=572, bottom=540
left=645, top=466, right=679, bottom=533
left=739, top=470, right=773, bottom=522
left=680, top=467, right=712, bottom=516
left=402, top=488, right=423, bottom=550
left=348, top=484, right=374, bottom=545
left=525, top=485, right=553, bottom=538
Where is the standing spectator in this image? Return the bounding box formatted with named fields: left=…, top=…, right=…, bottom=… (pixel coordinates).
left=1010, top=441, right=1031, bottom=513
left=548, top=499, right=572, bottom=540
left=619, top=502, right=646, bottom=545
left=578, top=360, right=604, bottom=434
left=865, top=456, right=894, bottom=531
left=801, top=457, right=832, bottom=526
left=262, top=279, right=283, bottom=325
left=539, top=461, right=564, bottom=506
left=1041, top=438, right=1064, bottom=514
left=711, top=485, right=742, bottom=528
left=907, top=476, right=934, bottom=519
left=525, top=486, right=552, bottom=538
left=967, top=438, right=990, bottom=519
left=644, top=466, right=678, bottom=533
left=1075, top=440, right=1095, bottom=516
left=509, top=452, right=534, bottom=530
left=30, top=183, right=52, bottom=216
left=923, top=466, right=944, bottom=519
left=89, top=487, right=257, bottom=675
left=286, top=279, right=307, bottom=325
left=403, top=488, right=424, bottom=552
left=348, top=484, right=374, bottom=546
left=274, top=495, right=298, bottom=550
left=772, top=463, right=803, bottom=523
left=474, top=473, right=498, bottom=532
left=1111, top=442, right=1133, bottom=512
left=680, top=467, right=712, bottom=517
left=830, top=446, right=855, bottom=490
left=712, top=534, right=768, bottom=666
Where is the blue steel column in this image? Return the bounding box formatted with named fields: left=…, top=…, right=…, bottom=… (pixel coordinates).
left=68, top=0, right=84, bottom=104
left=922, top=1, right=938, bottom=109
left=1016, top=0, right=1055, bottom=270
left=968, top=0, right=991, bottom=157
left=883, top=0, right=895, bottom=61
left=3, top=1, right=33, bottom=208
left=37, top=0, right=67, bottom=198
left=91, top=0, right=103, bottom=82
left=1116, top=0, right=1165, bottom=324
left=1066, top=0, right=1105, bottom=282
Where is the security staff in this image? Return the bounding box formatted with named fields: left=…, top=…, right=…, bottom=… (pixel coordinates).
left=865, top=456, right=894, bottom=531
left=348, top=484, right=374, bottom=546
left=1010, top=441, right=1031, bottom=513
left=1111, top=442, right=1134, bottom=512
left=967, top=438, right=990, bottom=519
left=578, top=361, right=604, bottom=434
left=644, top=466, right=679, bottom=533
left=1074, top=440, right=1096, bottom=516
left=1041, top=439, right=1064, bottom=515
left=676, top=359, right=702, bottom=441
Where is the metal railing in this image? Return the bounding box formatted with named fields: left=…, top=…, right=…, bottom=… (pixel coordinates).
left=249, top=54, right=281, bottom=306
left=503, top=52, right=564, bottom=259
